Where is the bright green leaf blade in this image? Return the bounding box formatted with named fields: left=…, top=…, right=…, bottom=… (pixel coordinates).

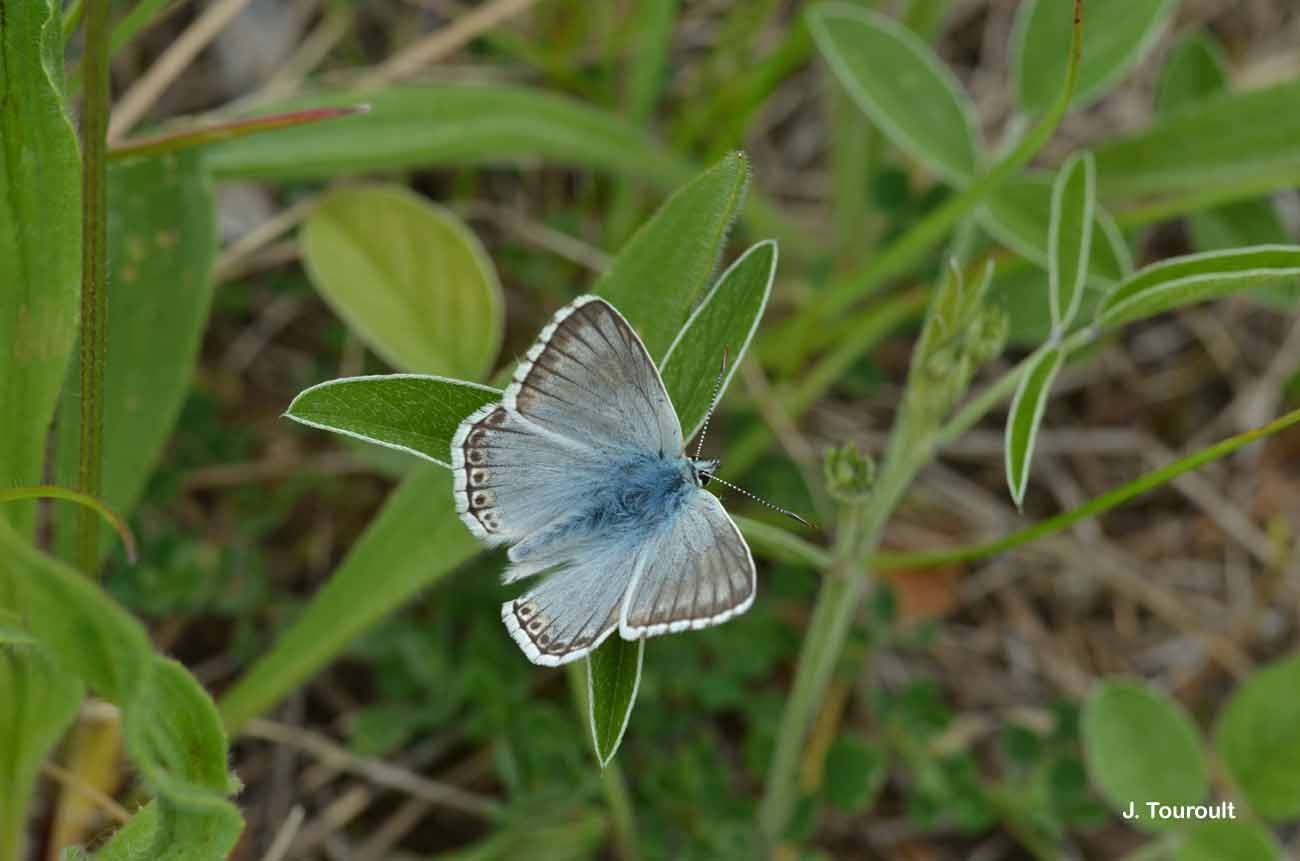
left=205, top=84, right=691, bottom=186
left=660, top=241, right=777, bottom=439
left=1004, top=345, right=1063, bottom=509
left=1048, top=152, right=1096, bottom=332
left=1082, top=678, right=1207, bottom=833
left=1175, top=821, right=1283, bottom=861
left=596, top=152, right=750, bottom=360
left=586, top=636, right=644, bottom=768
left=61, top=799, right=244, bottom=861
left=1096, top=246, right=1300, bottom=329
left=1012, top=0, right=1177, bottom=114
left=0, top=0, right=81, bottom=537
left=1, top=648, right=82, bottom=860
left=284, top=375, right=501, bottom=467
left=0, top=520, right=243, bottom=850
left=219, top=466, right=480, bottom=732
left=1096, top=80, right=1300, bottom=203
left=980, top=170, right=1130, bottom=287
left=301, top=184, right=504, bottom=379
left=1213, top=652, right=1300, bottom=822
left=807, top=2, right=979, bottom=185
left=1154, top=30, right=1228, bottom=115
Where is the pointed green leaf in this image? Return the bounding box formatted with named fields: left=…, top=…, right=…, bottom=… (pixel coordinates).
left=1097, top=246, right=1300, bottom=329
left=1005, top=346, right=1063, bottom=509
left=808, top=3, right=979, bottom=185
left=660, top=241, right=777, bottom=440
left=0, top=0, right=81, bottom=537
left=1214, top=652, right=1300, bottom=822
left=586, top=636, right=644, bottom=768
left=1096, top=80, right=1300, bottom=203
left=1049, top=151, right=1096, bottom=332
left=1154, top=30, right=1228, bottom=115
left=1175, top=821, right=1282, bottom=861
left=597, top=152, right=750, bottom=360
left=219, top=465, right=479, bottom=732
left=1082, top=679, right=1207, bottom=833
left=980, top=170, right=1130, bottom=286
left=1012, top=0, right=1177, bottom=114
left=302, top=184, right=503, bottom=379
left=284, top=375, right=500, bottom=467
left=205, top=84, right=692, bottom=186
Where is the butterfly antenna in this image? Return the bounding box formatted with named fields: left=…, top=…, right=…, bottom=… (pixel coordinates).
left=694, top=347, right=730, bottom=461
left=707, top=475, right=814, bottom=528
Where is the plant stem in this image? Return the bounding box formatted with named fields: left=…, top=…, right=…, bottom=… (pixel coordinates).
left=76, top=0, right=112, bottom=577
left=757, top=3, right=1085, bottom=848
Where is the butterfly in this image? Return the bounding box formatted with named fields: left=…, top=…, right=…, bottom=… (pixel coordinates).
left=451, top=296, right=756, bottom=666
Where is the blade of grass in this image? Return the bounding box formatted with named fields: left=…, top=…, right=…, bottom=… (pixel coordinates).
left=0, top=486, right=136, bottom=564
left=108, top=105, right=369, bottom=161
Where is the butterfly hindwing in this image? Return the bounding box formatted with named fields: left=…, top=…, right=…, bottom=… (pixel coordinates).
left=619, top=489, right=756, bottom=638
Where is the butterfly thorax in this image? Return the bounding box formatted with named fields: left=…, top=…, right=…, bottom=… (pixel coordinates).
left=563, top=449, right=697, bottom=538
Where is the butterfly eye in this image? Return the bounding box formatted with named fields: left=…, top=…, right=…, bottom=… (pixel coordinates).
left=698, top=472, right=713, bottom=487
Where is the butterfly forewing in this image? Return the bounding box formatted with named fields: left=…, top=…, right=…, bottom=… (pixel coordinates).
left=619, top=491, right=756, bottom=637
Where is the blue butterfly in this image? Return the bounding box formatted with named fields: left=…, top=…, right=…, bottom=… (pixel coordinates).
left=451, top=296, right=755, bottom=666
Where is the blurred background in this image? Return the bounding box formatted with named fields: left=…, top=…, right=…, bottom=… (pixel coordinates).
left=56, top=0, right=1300, bottom=858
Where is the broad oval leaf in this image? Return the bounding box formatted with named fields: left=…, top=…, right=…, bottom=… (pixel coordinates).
left=597, top=151, right=750, bottom=361
left=1175, top=821, right=1282, bottom=861
left=219, top=466, right=480, bottom=732
left=661, top=240, right=777, bottom=440
left=1213, top=652, right=1300, bottom=822
left=808, top=3, right=979, bottom=186
left=285, top=375, right=500, bottom=468
left=1154, top=30, right=1228, bottom=115
left=1082, top=679, right=1207, bottom=833
left=302, top=184, right=503, bottom=379
left=1096, top=246, right=1300, bottom=329
left=1096, top=80, right=1300, bottom=203
left=980, top=170, right=1131, bottom=287
left=587, top=636, right=644, bottom=768
left=0, top=0, right=81, bottom=537
left=1049, top=151, right=1096, bottom=333
left=1012, top=0, right=1178, bottom=114
left=206, top=84, right=692, bottom=187
left=1005, top=345, right=1063, bottom=509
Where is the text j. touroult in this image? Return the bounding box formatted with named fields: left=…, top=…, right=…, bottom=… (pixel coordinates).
left=1122, top=800, right=1236, bottom=821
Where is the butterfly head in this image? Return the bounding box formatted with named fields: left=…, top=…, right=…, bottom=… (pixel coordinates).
left=689, top=458, right=720, bottom=487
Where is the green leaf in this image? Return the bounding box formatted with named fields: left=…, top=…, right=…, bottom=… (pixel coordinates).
left=1213, top=652, right=1300, bottom=822
left=61, top=799, right=243, bottom=861
left=0, top=0, right=81, bottom=537
left=205, top=84, right=691, bottom=186
left=219, top=465, right=479, bottom=732
left=0, top=519, right=243, bottom=854
left=1096, top=246, right=1300, bottom=329
left=1154, top=30, right=1228, bottom=115
left=1175, top=821, right=1282, bottom=861
left=1048, top=152, right=1096, bottom=333
left=1082, top=679, right=1207, bottom=833
left=807, top=3, right=979, bottom=185
left=57, top=152, right=217, bottom=562
left=660, top=240, right=777, bottom=439
left=586, top=636, right=644, bottom=768
left=1004, top=346, right=1063, bottom=509
left=1096, top=80, right=1300, bottom=203
left=285, top=375, right=501, bottom=468
left=980, top=170, right=1131, bottom=287
left=301, top=184, right=504, bottom=379
left=596, top=151, right=750, bottom=361
left=1, top=647, right=82, bottom=860
left=822, top=733, right=887, bottom=812
left=1012, top=0, right=1177, bottom=114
